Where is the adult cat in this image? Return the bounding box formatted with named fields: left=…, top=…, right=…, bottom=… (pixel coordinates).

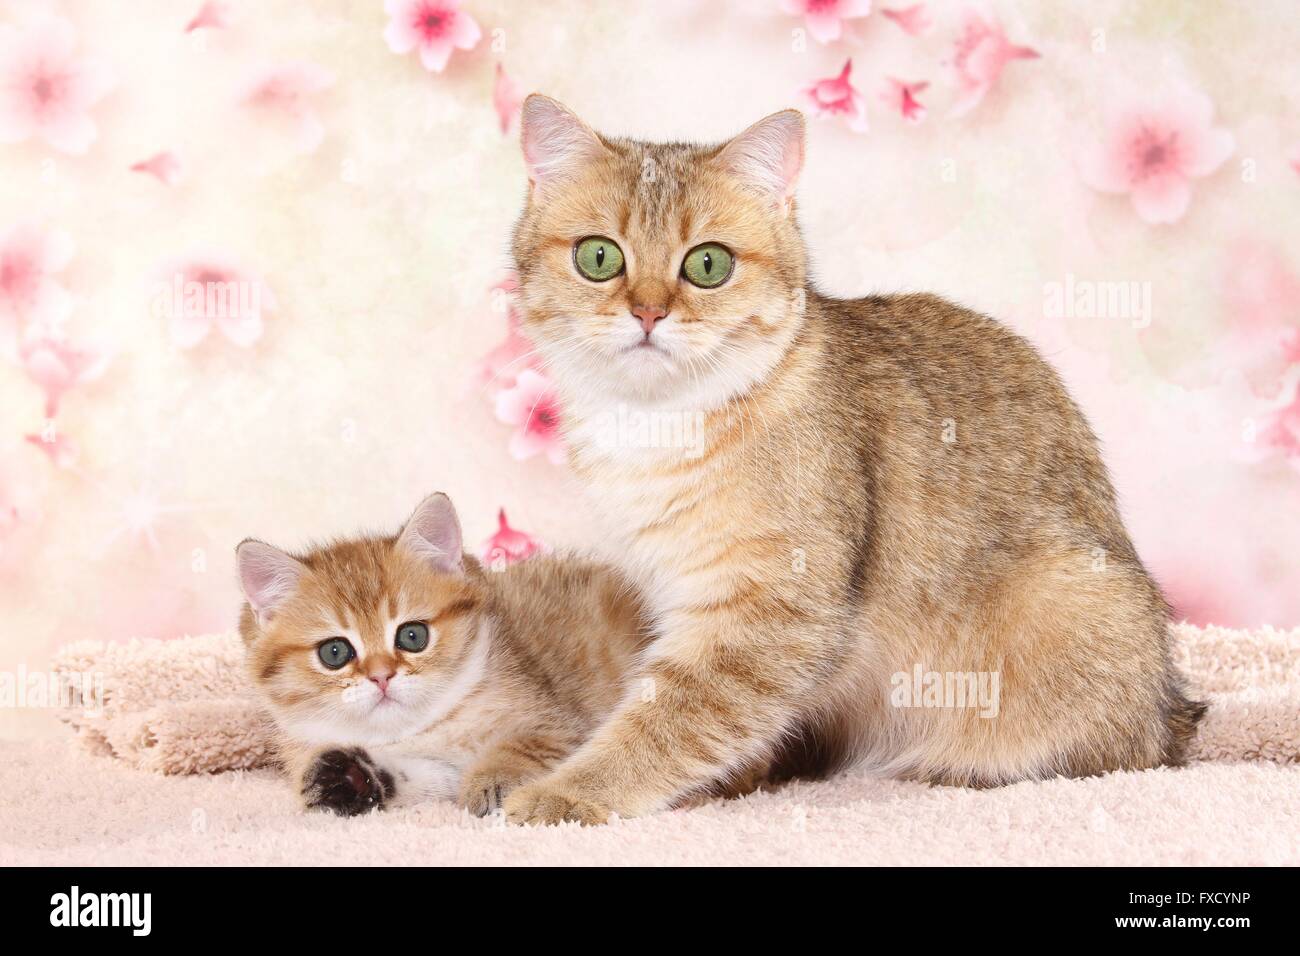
left=501, top=95, right=1204, bottom=825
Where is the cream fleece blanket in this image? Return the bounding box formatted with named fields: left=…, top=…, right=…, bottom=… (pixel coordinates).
left=51, top=623, right=1300, bottom=773
left=2, top=622, right=1293, bottom=866
left=53, top=633, right=274, bottom=775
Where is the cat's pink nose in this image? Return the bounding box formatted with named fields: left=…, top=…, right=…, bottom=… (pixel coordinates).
left=369, top=670, right=395, bottom=695
left=631, top=304, right=667, bottom=335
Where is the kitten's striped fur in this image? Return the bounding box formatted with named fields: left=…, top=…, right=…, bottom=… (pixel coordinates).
left=237, top=494, right=652, bottom=816
left=500, top=97, right=1205, bottom=825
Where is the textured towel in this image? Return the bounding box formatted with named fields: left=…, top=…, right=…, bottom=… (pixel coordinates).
left=52, top=624, right=1299, bottom=775
left=53, top=633, right=274, bottom=774
left=1176, top=624, right=1300, bottom=764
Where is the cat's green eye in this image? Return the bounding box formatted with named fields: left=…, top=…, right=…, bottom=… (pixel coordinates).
left=317, top=638, right=354, bottom=670
left=681, top=243, right=734, bottom=289
left=395, top=621, right=430, bottom=652
left=573, top=236, right=624, bottom=282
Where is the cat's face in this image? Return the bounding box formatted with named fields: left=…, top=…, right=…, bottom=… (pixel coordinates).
left=512, top=96, right=808, bottom=410
left=237, top=494, right=486, bottom=748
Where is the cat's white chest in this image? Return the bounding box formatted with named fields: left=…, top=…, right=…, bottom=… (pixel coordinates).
left=571, top=456, right=729, bottom=612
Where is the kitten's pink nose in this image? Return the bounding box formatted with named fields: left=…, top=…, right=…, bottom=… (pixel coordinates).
left=631, top=304, right=667, bottom=335
left=368, top=670, right=395, bottom=695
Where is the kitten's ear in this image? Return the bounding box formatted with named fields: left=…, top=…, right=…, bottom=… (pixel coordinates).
left=715, top=109, right=806, bottom=211
left=520, top=94, right=606, bottom=192
left=236, top=540, right=305, bottom=626
left=396, top=493, right=464, bottom=575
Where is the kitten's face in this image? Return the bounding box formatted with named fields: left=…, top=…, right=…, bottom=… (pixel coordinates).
left=512, top=98, right=808, bottom=409
left=238, top=494, right=483, bottom=747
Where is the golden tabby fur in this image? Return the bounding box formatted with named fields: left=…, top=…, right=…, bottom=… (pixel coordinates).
left=501, top=96, right=1205, bottom=825
left=236, top=494, right=651, bottom=816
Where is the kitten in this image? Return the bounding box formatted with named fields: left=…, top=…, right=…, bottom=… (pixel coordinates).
left=499, top=96, right=1206, bottom=825
left=235, top=493, right=650, bottom=816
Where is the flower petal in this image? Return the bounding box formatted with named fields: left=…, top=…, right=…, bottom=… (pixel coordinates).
left=418, top=39, right=454, bottom=73
left=508, top=427, right=549, bottom=461
left=218, top=310, right=263, bottom=348
left=1078, top=140, right=1133, bottom=194
left=1131, top=174, right=1191, bottom=224
left=805, top=10, right=843, bottom=44
left=170, top=311, right=211, bottom=349
left=451, top=12, right=482, bottom=51
left=383, top=15, right=419, bottom=55
left=1183, top=127, right=1235, bottom=178
left=40, top=111, right=97, bottom=155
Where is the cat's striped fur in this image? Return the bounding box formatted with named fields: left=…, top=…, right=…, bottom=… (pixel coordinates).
left=236, top=494, right=652, bottom=816
left=500, top=96, right=1205, bottom=825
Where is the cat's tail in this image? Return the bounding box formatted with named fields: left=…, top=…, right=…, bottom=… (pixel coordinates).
left=1161, top=677, right=1208, bottom=766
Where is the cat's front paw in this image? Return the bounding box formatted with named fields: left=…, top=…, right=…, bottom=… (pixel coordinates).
left=459, top=764, right=527, bottom=817
left=301, top=747, right=393, bottom=816
left=503, top=778, right=613, bottom=827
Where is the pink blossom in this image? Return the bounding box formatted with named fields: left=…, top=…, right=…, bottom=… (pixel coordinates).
left=480, top=509, right=544, bottom=568
left=1223, top=242, right=1300, bottom=341
left=130, top=150, right=184, bottom=185
left=1265, top=404, right=1300, bottom=460
left=1220, top=241, right=1300, bottom=398
left=185, top=1, right=233, bottom=32
left=800, top=60, right=869, bottom=134
left=19, top=327, right=110, bottom=418
left=0, top=224, right=74, bottom=357
left=494, top=63, right=524, bottom=135
left=0, top=17, right=115, bottom=155
left=25, top=429, right=78, bottom=469
left=384, top=0, right=482, bottom=73
left=780, top=0, right=872, bottom=45
left=1080, top=88, right=1235, bottom=225
left=881, top=77, right=929, bottom=124
left=1248, top=386, right=1300, bottom=470
left=946, top=7, right=1038, bottom=118
left=494, top=368, right=565, bottom=465
left=0, top=498, right=18, bottom=546
left=242, top=63, right=334, bottom=154
left=881, top=4, right=931, bottom=36
left=0, top=455, right=45, bottom=574
left=471, top=275, right=538, bottom=393
left=472, top=317, right=536, bottom=394
left=1289, top=144, right=1300, bottom=177
left=155, top=253, right=276, bottom=350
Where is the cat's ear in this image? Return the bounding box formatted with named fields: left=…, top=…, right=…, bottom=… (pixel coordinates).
left=236, top=540, right=305, bottom=626
left=396, top=493, right=464, bottom=575
left=520, top=94, right=606, bottom=192
left=715, top=109, right=806, bottom=212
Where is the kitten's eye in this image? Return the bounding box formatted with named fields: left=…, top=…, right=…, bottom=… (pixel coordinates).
left=573, top=236, right=624, bottom=282
left=681, top=243, right=734, bottom=289
left=317, top=638, right=354, bottom=670
left=395, top=621, right=430, bottom=653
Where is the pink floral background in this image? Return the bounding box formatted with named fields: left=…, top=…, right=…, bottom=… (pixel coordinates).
left=2, top=0, right=1298, bottom=679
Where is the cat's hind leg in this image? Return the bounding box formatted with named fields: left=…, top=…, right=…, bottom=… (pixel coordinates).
left=891, top=545, right=1205, bottom=786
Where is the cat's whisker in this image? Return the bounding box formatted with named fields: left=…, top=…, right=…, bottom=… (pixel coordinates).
left=475, top=347, right=544, bottom=399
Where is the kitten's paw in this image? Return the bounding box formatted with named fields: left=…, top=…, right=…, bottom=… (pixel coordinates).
left=503, top=780, right=613, bottom=827
left=458, top=765, right=526, bottom=817
left=302, top=747, right=393, bottom=816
